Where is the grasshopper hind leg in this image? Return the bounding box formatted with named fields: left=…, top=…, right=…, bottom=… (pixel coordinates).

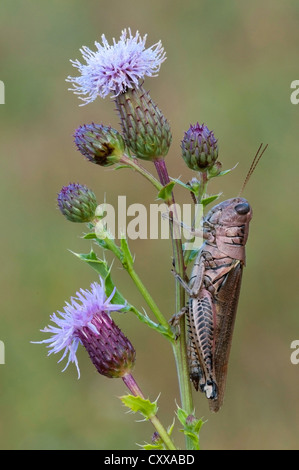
left=187, top=324, right=218, bottom=400
left=187, top=326, right=206, bottom=392
left=187, top=307, right=218, bottom=400
left=173, top=302, right=218, bottom=401
left=188, top=293, right=218, bottom=401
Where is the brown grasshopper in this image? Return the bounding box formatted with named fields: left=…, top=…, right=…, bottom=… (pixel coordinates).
left=174, top=144, right=267, bottom=412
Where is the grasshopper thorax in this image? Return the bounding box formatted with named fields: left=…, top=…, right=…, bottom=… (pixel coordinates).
left=203, top=197, right=252, bottom=263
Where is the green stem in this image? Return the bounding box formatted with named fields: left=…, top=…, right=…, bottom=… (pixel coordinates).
left=122, top=373, right=177, bottom=450
left=103, top=236, right=171, bottom=335
left=154, top=158, right=194, bottom=450
left=197, top=171, right=208, bottom=203
left=150, top=415, right=176, bottom=450
left=126, top=263, right=171, bottom=333
left=120, top=154, right=163, bottom=192
left=102, top=237, right=123, bottom=261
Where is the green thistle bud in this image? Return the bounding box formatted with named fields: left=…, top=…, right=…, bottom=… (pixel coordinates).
left=115, top=85, right=172, bottom=161
left=74, top=123, right=127, bottom=167
left=181, top=123, right=218, bottom=172
left=57, top=183, right=97, bottom=223
left=187, top=177, right=201, bottom=194
left=186, top=414, right=197, bottom=426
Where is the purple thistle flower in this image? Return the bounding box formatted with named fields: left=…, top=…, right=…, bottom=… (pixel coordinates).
left=33, top=278, right=135, bottom=378
left=66, top=28, right=166, bottom=105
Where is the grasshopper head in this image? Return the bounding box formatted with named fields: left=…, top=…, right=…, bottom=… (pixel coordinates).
left=205, top=197, right=252, bottom=262
left=207, top=197, right=252, bottom=225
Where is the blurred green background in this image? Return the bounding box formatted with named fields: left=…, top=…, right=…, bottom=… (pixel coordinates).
left=1, top=0, right=299, bottom=450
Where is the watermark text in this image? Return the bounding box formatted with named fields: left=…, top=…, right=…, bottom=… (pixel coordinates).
left=94, top=196, right=204, bottom=249
left=290, top=80, right=299, bottom=104
left=0, top=80, right=5, bottom=104
left=290, top=340, right=299, bottom=364
left=0, top=341, right=5, bottom=364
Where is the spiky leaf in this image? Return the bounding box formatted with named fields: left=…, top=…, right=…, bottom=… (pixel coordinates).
left=120, top=395, right=158, bottom=420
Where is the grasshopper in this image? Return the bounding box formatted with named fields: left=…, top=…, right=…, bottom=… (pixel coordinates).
left=174, top=144, right=267, bottom=412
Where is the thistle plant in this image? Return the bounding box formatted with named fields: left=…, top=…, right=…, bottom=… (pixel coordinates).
left=34, top=28, right=237, bottom=450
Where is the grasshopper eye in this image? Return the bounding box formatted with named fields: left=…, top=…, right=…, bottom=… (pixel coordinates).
left=235, top=202, right=250, bottom=215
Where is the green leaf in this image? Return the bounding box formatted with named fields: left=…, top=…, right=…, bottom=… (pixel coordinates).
left=216, top=163, right=238, bottom=177
left=114, top=164, right=133, bottom=170
left=157, top=181, right=175, bottom=201
left=83, top=231, right=112, bottom=251
left=170, top=178, right=193, bottom=192
left=183, top=245, right=200, bottom=266
left=201, top=193, right=222, bottom=208
left=129, top=306, right=174, bottom=340
left=176, top=407, right=188, bottom=426
left=120, top=395, right=158, bottom=420
left=141, top=442, right=165, bottom=450
left=193, top=419, right=204, bottom=434
left=208, top=163, right=238, bottom=180
left=71, top=250, right=129, bottom=311
left=176, top=406, right=204, bottom=450
left=104, top=271, right=129, bottom=308
left=182, top=431, right=200, bottom=450
left=170, top=178, right=202, bottom=199
left=83, top=230, right=124, bottom=260
left=167, top=419, right=175, bottom=436
left=72, top=249, right=109, bottom=278
left=83, top=233, right=97, bottom=239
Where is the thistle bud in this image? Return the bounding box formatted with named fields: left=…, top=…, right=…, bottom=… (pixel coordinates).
left=151, top=432, right=162, bottom=445
left=181, top=123, right=218, bottom=172
left=77, top=311, right=136, bottom=379
left=74, top=123, right=126, bottom=167
left=186, top=414, right=197, bottom=426
left=57, top=183, right=97, bottom=223
left=115, top=85, right=172, bottom=161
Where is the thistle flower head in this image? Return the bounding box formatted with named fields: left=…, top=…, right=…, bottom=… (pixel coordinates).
left=57, top=183, right=98, bottom=223
left=67, top=28, right=166, bottom=105
left=115, top=85, right=172, bottom=161
left=74, top=123, right=126, bottom=166
left=181, top=123, right=218, bottom=172
left=34, top=278, right=135, bottom=378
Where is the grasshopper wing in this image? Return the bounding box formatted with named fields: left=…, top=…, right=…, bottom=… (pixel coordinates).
left=209, top=261, right=243, bottom=413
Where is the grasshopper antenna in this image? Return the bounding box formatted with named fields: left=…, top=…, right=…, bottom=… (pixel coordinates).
left=238, top=143, right=268, bottom=196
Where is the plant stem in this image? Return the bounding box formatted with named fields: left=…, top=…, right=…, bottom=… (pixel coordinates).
left=149, top=415, right=176, bottom=451
left=122, top=373, right=177, bottom=450
left=154, top=158, right=194, bottom=450
left=120, top=154, right=163, bottom=192
left=126, top=263, right=171, bottom=333
left=103, top=236, right=171, bottom=335
left=197, top=171, right=209, bottom=204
